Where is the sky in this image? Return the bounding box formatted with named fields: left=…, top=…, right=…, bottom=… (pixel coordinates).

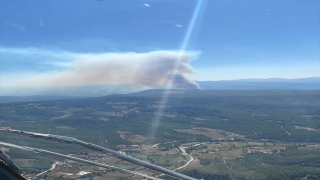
left=0, top=0, right=319, bottom=95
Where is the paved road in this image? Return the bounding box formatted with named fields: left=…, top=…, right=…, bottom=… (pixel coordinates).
left=35, top=161, right=58, bottom=177
left=174, top=142, right=209, bottom=171
left=174, top=146, right=194, bottom=171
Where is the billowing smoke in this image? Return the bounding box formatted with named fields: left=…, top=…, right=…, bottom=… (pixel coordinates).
left=171, top=74, right=200, bottom=90
left=3, top=50, right=201, bottom=91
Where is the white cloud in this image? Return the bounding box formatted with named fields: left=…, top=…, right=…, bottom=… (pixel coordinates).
left=5, top=22, right=26, bottom=32
left=162, top=21, right=183, bottom=28
left=39, top=19, right=45, bottom=26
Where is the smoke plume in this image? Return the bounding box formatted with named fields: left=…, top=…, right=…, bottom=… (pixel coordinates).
left=3, top=50, right=201, bottom=91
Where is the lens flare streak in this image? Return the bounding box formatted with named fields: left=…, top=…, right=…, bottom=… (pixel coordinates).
left=148, top=0, right=207, bottom=143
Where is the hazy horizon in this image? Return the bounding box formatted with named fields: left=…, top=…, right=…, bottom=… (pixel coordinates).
left=1, top=77, right=319, bottom=97
left=1, top=0, right=319, bottom=95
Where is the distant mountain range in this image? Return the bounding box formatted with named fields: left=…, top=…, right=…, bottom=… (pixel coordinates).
left=0, top=77, right=319, bottom=103
left=196, top=77, right=320, bottom=90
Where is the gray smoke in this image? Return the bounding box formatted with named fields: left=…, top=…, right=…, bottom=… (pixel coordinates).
left=171, top=74, right=200, bottom=90
left=3, top=50, right=201, bottom=91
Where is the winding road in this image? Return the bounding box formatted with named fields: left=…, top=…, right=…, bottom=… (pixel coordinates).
left=174, top=146, right=195, bottom=171
left=35, top=161, right=58, bottom=177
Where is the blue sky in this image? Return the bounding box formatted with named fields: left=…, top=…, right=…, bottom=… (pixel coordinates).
left=0, top=0, right=319, bottom=95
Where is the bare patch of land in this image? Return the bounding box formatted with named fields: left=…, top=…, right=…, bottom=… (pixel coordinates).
left=117, top=131, right=146, bottom=143
left=176, top=128, right=244, bottom=141
left=294, top=125, right=319, bottom=131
